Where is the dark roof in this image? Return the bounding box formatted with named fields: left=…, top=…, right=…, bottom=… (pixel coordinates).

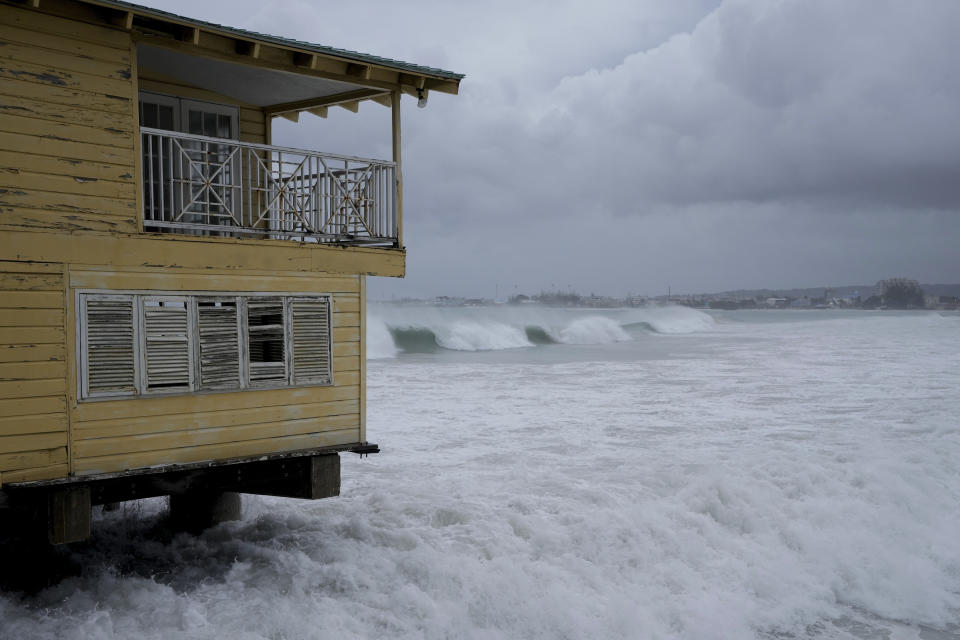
left=83, top=0, right=464, bottom=81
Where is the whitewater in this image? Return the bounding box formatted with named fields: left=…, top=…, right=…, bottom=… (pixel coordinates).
left=2, top=306, right=959, bottom=639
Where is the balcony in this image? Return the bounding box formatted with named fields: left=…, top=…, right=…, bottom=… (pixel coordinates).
left=141, top=128, right=399, bottom=246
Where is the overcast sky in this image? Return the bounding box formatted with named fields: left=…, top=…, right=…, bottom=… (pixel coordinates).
left=143, top=0, right=960, bottom=298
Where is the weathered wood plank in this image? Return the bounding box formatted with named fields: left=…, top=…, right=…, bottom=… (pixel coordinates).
left=0, top=432, right=67, bottom=455
left=0, top=95, right=135, bottom=133
left=0, top=76, right=131, bottom=115
left=0, top=327, right=64, bottom=345
left=0, top=150, right=136, bottom=184
left=332, top=296, right=360, bottom=313
left=0, top=4, right=131, bottom=50
left=0, top=344, right=65, bottom=363
left=0, top=412, right=67, bottom=437
left=0, top=462, right=68, bottom=483
left=333, top=342, right=360, bottom=358
left=74, top=428, right=360, bottom=475
left=0, top=290, right=62, bottom=308
left=0, top=130, right=135, bottom=165
left=333, top=355, right=360, bottom=374
left=0, top=378, right=65, bottom=399
left=0, top=58, right=132, bottom=99
left=0, top=207, right=137, bottom=234
left=0, top=169, right=136, bottom=200
left=0, top=41, right=132, bottom=83
left=0, top=22, right=132, bottom=64
left=0, top=111, right=133, bottom=148
left=332, top=311, right=360, bottom=328
left=0, top=395, right=66, bottom=418
left=0, top=188, right=136, bottom=218
left=0, top=360, right=65, bottom=381
left=334, top=327, right=361, bottom=343
left=73, top=399, right=360, bottom=439
left=0, top=260, right=63, bottom=274
left=0, top=308, right=63, bottom=327
left=67, top=269, right=362, bottom=293
left=0, top=231, right=405, bottom=278
left=0, top=446, right=67, bottom=472
left=72, top=384, right=358, bottom=422
left=74, top=413, right=359, bottom=458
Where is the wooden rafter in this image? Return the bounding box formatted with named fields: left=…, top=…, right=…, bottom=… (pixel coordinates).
left=264, top=88, right=390, bottom=117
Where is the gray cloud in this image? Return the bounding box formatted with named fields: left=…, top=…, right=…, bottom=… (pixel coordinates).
left=142, top=0, right=960, bottom=297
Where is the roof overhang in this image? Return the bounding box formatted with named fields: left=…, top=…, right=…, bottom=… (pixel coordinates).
left=16, top=0, right=462, bottom=115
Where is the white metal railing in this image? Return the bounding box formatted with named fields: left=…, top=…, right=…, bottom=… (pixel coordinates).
left=140, top=127, right=398, bottom=245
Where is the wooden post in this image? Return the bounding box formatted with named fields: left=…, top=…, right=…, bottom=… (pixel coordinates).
left=391, top=89, right=403, bottom=248
left=47, top=486, right=91, bottom=545
left=168, top=491, right=242, bottom=533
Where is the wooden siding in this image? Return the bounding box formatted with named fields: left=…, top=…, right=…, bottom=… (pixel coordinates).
left=68, top=267, right=362, bottom=476
left=0, top=3, right=138, bottom=235
left=0, top=261, right=68, bottom=485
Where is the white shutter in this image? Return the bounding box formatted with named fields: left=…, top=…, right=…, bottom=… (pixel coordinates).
left=247, top=297, right=286, bottom=383
left=84, top=296, right=136, bottom=396
left=142, top=298, right=191, bottom=392
left=291, top=297, right=331, bottom=385
left=197, top=298, right=240, bottom=389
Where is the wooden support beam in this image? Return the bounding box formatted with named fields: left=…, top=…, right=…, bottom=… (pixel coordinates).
left=293, top=52, right=317, bottom=69
left=372, top=94, right=392, bottom=108
left=235, top=40, right=261, bottom=58
left=277, top=111, right=299, bottom=123
left=264, top=88, right=390, bottom=117
left=123, top=10, right=134, bottom=29
left=336, top=100, right=360, bottom=113
left=308, top=107, right=328, bottom=119
left=392, top=88, right=403, bottom=248
left=346, top=62, right=371, bottom=80
left=47, top=487, right=90, bottom=545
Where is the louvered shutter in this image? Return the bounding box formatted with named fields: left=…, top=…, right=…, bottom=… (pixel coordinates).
left=291, top=297, right=332, bottom=385
left=84, top=296, right=136, bottom=396
left=247, top=297, right=286, bottom=383
left=142, top=298, right=191, bottom=392
left=197, top=299, right=240, bottom=389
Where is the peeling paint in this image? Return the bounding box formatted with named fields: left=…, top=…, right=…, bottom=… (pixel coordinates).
left=118, top=69, right=131, bottom=80
left=104, top=127, right=125, bottom=135
left=43, top=135, right=70, bottom=142
left=73, top=176, right=98, bottom=183
left=1, top=68, right=68, bottom=86
left=105, top=94, right=129, bottom=102
left=119, top=173, right=133, bottom=179
left=0, top=105, right=30, bottom=112
left=60, top=158, right=81, bottom=166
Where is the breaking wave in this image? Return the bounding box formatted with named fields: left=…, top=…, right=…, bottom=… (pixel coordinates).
left=368, top=305, right=714, bottom=356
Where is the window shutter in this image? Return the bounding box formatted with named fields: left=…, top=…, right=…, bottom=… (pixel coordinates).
left=291, top=297, right=332, bottom=384
left=84, top=296, right=136, bottom=395
left=197, top=299, right=240, bottom=389
left=142, top=299, right=191, bottom=391
left=247, top=298, right=286, bottom=383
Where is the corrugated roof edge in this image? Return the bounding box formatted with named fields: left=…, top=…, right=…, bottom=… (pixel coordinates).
left=82, top=0, right=465, bottom=81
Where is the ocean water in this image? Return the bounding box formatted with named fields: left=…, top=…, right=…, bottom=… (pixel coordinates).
left=2, top=306, right=959, bottom=639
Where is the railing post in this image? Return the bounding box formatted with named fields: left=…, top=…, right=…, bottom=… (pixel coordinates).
left=391, top=89, right=402, bottom=248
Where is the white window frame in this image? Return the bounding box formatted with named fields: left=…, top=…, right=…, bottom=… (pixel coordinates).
left=76, top=290, right=334, bottom=402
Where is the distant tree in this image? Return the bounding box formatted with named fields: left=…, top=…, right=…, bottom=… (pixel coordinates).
left=861, top=295, right=882, bottom=309
left=878, top=278, right=925, bottom=309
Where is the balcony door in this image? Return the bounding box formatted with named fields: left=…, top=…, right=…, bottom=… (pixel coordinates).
left=139, top=93, right=240, bottom=234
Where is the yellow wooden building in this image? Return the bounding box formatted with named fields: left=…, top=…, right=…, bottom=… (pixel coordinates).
left=0, top=0, right=461, bottom=541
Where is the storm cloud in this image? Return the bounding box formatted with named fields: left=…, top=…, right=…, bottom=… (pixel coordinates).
left=144, top=0, right=960, bottom=297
